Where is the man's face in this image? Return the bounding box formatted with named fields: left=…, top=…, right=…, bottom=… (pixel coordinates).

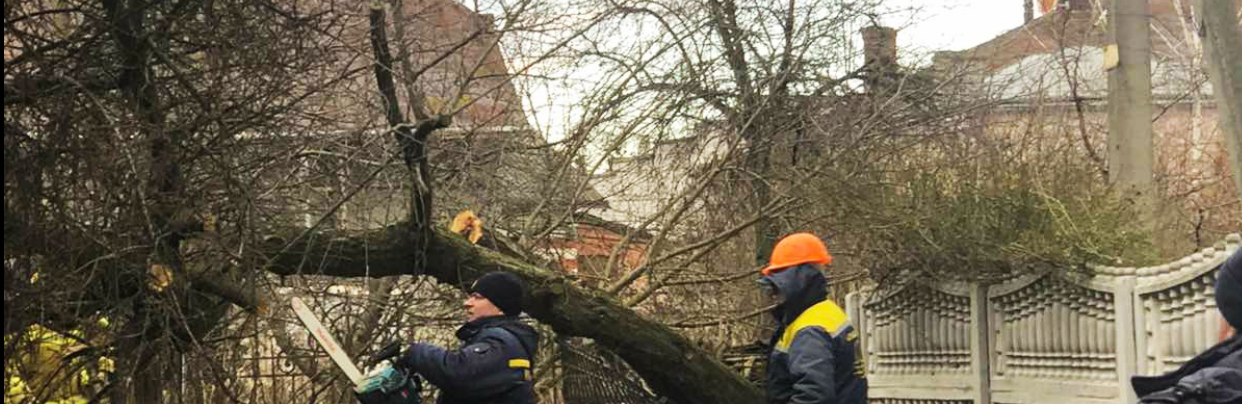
left=759, top=281, right=786, bottom=308
left=464, top=292, right=503, bottom=322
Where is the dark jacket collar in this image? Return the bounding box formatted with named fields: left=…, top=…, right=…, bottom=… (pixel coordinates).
left=456, top=315, right=520, bottom=341
left=1132, top=335, right=1242, bottom=396
left=762, top=264, right=829, bottom=326
left=456, top=315, right=540, bottom=360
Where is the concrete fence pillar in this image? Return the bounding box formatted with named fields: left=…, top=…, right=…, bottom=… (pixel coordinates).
left=1114, top=277, right=1139, bottom=404
left=846, top=291, right=867, bottom=373
left=969, top=283, right=993, bottom=404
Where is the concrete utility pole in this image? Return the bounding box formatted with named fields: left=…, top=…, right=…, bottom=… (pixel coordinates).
left=1196, top=0, right=1242, bottom=210
left=1107, top=0, right=1155, bottom=226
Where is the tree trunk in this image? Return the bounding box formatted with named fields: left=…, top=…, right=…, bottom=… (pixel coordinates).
left=103, top=0, right=180, bottom=401
left=3, top=266, right=12, bottom=337
left=1107, top=0, right=1155, bottom=228
left=262, top=226, right=765, bottom=404
left=110, top=320, right=164, bottom=404
left=748, top=144, right=779, bottom=268
left=1197, top=0, right=1242, bottom=208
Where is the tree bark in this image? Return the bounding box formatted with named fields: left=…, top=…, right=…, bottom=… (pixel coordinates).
left=1107, top=0, right=1155, bottom=228
left=262, top=225, right=765, bottom=404
left=3, top=262, right=12, bottom=338
left=1197, top=0, right=1242, bottom=207
left=747, top=144, right=779, bottom=267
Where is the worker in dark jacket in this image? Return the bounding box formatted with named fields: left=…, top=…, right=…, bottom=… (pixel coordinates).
left=758, top=233, right=867, bottom=404
left=400, top=272, right=538, bottom=404
left=1132, top=249, right=1242, bottom=404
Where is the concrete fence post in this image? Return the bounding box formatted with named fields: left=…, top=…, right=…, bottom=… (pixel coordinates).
left=1115, top=277, right=1139, bottom=404
left=846, top=291, right=867, bottom=371
left=970, top=283, right=992, bottom=404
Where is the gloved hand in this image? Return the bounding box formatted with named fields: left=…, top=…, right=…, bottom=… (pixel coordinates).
left=355, top=365, right=403, bottom=394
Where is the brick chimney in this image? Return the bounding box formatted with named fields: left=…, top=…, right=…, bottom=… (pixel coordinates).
left=861, top=26, right=898, bottom=94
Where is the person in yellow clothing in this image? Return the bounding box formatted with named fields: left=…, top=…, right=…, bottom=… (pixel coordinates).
left=758, top=233, right=867, bottom=404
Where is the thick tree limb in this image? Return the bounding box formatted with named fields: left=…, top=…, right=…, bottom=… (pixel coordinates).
left=189, top=270, right=264, bottom=314
left=260, top=225, right=765, bottom=404
left=262, top=225, right=417, bottom=278
left=4, top=75, right=117, bottom=107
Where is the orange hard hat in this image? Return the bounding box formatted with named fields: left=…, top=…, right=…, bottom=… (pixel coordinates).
left=761, top=233, right=833, bottom=276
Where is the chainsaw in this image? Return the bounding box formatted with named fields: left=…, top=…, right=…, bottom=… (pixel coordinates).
left=291, top=297, right=422, bottom=404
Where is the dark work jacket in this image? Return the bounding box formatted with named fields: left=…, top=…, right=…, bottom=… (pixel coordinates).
left=762, top=264, right=867, bottom=404
left=401, top=316, right=538, bottom=404
left=1219, top=250, right=1241, bottom=334
left=1132, top=336, right=1242, bottom=404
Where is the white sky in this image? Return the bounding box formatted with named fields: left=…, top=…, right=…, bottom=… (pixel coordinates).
left=518, top=0, right=1033, bottom=144
left=883, top=0, right=1029, bottom=55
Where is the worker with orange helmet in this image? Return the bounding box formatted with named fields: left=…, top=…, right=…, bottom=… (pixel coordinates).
left=758, top=233, right=867, bottom=404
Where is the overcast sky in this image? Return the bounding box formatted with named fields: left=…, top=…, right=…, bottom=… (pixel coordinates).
left=520, top=0, right=1033, bottom=143
left=882, top=0, right=1029, bottom=58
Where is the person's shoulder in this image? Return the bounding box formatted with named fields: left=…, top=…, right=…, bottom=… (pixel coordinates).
left=478, top=318, right=536, bottom=340
left=504, top=319, right=537, bottom=335
left=1227, top=249, right=1242, bottom=273
left=792, top=301, right=850, bottom=336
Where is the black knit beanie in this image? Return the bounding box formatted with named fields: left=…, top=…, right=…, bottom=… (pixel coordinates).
left=1219, top=249, right=1241, bottom=330
left=471, top=272, right=524, bottom=316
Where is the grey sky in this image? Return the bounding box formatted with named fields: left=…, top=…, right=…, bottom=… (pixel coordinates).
left=882, top=0, right=1029, bottom=56
left=520, top=0, right=1034, bottom=141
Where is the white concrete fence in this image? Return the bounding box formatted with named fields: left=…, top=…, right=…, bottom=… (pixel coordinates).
left=845, top=234, right=1239, bottom=404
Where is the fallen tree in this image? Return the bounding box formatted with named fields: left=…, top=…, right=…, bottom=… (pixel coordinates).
left=260, top=224, right=765, bottom=404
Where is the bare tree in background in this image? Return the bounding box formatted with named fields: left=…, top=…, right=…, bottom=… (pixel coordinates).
left=509, top=0, right=1028, bottom=353
left=6, top=0, right=1207, bottom=403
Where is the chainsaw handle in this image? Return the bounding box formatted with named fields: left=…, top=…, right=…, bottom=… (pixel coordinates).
left=370, top=340, right=405, bottom=367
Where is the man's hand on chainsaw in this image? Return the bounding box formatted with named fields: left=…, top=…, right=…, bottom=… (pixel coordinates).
left=371, top=340, right=405, bottom=367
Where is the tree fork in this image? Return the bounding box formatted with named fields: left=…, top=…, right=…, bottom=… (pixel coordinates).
left=369, top=3, right=447, bottom=273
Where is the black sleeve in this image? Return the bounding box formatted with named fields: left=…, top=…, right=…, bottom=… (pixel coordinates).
left=402, top=337, right=510, bottom=396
